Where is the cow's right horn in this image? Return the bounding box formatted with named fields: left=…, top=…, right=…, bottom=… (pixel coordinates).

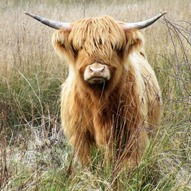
left=121, top=12, right=167, bottom=30
left=25, top=12, right=72, bottom=30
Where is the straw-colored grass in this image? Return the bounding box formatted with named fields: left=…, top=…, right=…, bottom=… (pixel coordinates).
left=0, top=0, right=191, bottom=190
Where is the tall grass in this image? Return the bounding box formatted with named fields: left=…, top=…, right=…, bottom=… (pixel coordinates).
left=0, top=0, right=191, bottom=190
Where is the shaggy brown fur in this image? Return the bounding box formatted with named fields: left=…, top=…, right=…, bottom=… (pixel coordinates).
left=52, top=16, right=162, bottom=168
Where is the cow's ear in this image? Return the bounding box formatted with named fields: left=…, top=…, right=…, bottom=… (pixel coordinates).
left=52, top=29, right=75, bottom=62
left=124, top=29, right=144, bottom=55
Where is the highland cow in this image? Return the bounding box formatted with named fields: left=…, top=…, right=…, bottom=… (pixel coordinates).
left=26, top=12, right=165, bottom=168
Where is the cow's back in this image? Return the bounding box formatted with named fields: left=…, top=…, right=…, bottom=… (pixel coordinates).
left=137, top=52, right=162, bottom=132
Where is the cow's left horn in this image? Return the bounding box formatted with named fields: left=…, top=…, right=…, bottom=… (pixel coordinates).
left=121, top=12, right=167, bottom=30
left=25, top=12, right=72, bottom=30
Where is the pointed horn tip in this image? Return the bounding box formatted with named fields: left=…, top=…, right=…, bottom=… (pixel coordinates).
left=25, top=12, right=36, bottom=19
left=160, top=11, right=167, bottom=16
left=24, top=12, right=72, bottom=30
left=25, top=12, right=32, bottom=16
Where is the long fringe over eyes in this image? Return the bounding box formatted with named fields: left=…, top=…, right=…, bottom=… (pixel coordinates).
left=69, top=16, right=126, bottom=59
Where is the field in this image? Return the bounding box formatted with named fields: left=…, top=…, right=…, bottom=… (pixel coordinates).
left=0, top=0, right=191, bottom=190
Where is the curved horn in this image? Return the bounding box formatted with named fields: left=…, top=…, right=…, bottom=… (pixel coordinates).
left=25, top=12, right=71, bottom=30
left=121, top=12, right=167, bottom=30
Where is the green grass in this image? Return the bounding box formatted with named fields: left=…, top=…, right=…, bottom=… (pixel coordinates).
left=0, top=0, right=191, bottom=190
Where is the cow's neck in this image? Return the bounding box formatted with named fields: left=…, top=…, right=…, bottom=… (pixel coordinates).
left=78, top=81, right=125, bottom=114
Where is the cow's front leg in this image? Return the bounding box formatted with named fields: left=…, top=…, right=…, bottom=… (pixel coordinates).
left=94, top=124, right=114, bottom=166
left=69, top=132, right=92, bottom=167
left=121, top=128, right=149, bottom=168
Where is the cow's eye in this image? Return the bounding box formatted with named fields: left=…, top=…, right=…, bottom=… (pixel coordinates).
left=111, top=43, right=120, bottom=51
left=116, top=47, right=124, bottom=57
left=111, top=43, right=114, bottom=50
left=111, top=43, right=124, bottom=56
left=99, top=38, right=103, bottom=45
left=71, top=45, right=79, bottom=58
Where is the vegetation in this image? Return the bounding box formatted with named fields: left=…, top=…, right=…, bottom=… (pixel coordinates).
left=0, top=0, right=190, bottom=190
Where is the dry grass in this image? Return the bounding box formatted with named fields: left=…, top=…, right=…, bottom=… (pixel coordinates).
left=0, top=0, right=191, bottom=190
